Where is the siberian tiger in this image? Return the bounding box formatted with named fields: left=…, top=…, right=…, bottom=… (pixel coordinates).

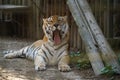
left=4, top=15, right=71, bottom=72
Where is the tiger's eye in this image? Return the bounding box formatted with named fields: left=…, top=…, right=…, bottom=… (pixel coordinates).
left=61, top=31, right=64, bottom=34
left=46, top=31, right=50, bottom=34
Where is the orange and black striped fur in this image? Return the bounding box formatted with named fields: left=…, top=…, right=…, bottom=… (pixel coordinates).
left=4, top=15, right=71, bottom=71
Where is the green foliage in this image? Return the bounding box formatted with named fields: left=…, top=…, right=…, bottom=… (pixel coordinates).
left=76, top=60, right=91, bottom=69
left=118, top=54, right=120, bottom=64
left=70, top=51, right=81, bottom=57
left=70, top=51, right=82, bottom=64
left=70, top=51, right=91, bottom=69
left=101, top=65, right=116, bottom=77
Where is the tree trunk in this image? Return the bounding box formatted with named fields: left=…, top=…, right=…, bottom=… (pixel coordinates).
left=67, top=0, right=120, bottom=75
left=67, top=0, right=104, bottom=75
left=77, top=0, right=120, bottom=74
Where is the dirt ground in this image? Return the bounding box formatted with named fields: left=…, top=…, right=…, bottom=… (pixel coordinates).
left=0, top=37, right=120, bottom=80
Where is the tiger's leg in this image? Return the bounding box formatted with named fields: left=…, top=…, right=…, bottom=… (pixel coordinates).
left=4, top=46, right=28, bottom=59
left=34, top=54, right=46, bottom=71
left=58, top=55, right=71, bottom=72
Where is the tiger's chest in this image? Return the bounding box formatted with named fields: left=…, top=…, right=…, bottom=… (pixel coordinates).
left=41, top=42, right=68, bottom=65
left=48, top=50, right=60, bottom=65
left=48, top=48, right=67, bottom=65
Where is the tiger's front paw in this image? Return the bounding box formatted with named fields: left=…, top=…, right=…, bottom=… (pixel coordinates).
left=35, top=63, right=46, bottom=71
left=58, top=64, right=71, bottom=72
left=4, top=54, right=13, bottom=59
left=3, top=50, right=15, bottom=59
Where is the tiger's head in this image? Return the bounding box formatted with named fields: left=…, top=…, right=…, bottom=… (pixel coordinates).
left=43, top=15, right=69, bottom=45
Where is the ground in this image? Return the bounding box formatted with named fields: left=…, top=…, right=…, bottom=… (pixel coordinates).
left=0, top=37, right=120, bottom=80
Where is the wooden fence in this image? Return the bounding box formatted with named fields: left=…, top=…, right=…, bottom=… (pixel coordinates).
left=0, top=0, right=120, bottom=51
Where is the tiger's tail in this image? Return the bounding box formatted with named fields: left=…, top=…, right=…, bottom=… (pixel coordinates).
left=4, top=46, right=29, bottom=59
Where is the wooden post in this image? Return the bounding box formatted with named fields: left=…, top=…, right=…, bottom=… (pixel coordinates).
left=67, top=0, right=104, bottom=75
left=77, top=0, right=120, bottom=74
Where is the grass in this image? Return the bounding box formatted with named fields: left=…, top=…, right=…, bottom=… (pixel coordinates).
left=101, top=65, right=116, bottom=76
left=70, top=51, right=91, bottom=69
left=70, top=50, right=120, bottom=78
left=100, top=51, right=120, bottom=78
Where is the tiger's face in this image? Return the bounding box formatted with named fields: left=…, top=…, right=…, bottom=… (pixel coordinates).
left=43, top=15, right=69, bottom=45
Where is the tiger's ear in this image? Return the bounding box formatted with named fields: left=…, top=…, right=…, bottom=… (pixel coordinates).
left=64, top=16, right=67, bottom=19
left=63, top=16, right=67, bottom=21
left=43, top=18, right=46, bottom=23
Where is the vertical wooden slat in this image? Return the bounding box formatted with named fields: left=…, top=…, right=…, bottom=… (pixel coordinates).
left=0, top=0, right=2, bottom=20
left=73, top=22, right=76, bottom=48
left=53, top=0, right=55, bottom=15
left=58, top=0, right=60, bottom=15
left=22, top=0, right=25, bottom=5
left=36, top=0, right=40, bottom=39
left=77, top=26, right=80, bottom=50
left=0, top=0, right=2, bottom=4
left=46, top=0, right=48, bottom=17
left=113, top=0, right=117, bottom=37
left=27, top=0, right=31, bottom=6
left=103, top=0, right=107, bottom=37
left=22, top=14, right=24, bottom=38
left=70, top=19, right=74, bottom=48
left=107, top=0, right=110, bottom=38
left=50, top=0, right=53, bottom=16
left=18, top=0, right=20, bottom=5
left=30, top=0, right=36, bottom=39
left=109, top=0, right=114, bottom=38
left=99, top=0, right=102, bottom=31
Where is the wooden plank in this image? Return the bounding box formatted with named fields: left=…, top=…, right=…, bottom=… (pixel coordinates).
left=77, top=27, right=81, bottom=50
left=106, top=0, right=110, bottom=38
left=53, top=0, right=56, bottom=15
left=77, top=0, right=120, bottom=74
left=36, top=0, right=40, bottom=39
left=0, top=0, right=2, bottom=4
left=109, top=0, right=114, bottom=38
left=39, top=0, right=44, bottom=39
left=50, top=0, right=53, bottom=16
left=73, top=22, right=76, bottom=48
left=46, top=0, right=49, bottom=17
left=70, top=19, right=74, bottom=48
left=58, top=0, right=61, bottom=15
left=27, top=0, right=32, bottom=6
left=0, top=11, right=2, bottom=20
left=99, top=0, right=103, bottom=31
left=67, top=0, right=104, bottom=75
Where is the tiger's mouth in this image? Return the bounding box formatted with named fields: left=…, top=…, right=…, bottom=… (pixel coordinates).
left=53, top=29, right=61, bottom=45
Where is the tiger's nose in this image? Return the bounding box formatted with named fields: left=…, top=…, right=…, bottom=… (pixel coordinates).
left=54, top=24, right=59, bottom=27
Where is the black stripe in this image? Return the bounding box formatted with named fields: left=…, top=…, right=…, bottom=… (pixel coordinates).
left=25, top=45, right=36, bottom=58
left=21, top=49, right=24, bottom=55
left=44, top=44, right=53, bottom=56
left=58, top=55, right=68, bottom=62
left=31, top=47, right=39, bottom=55
left=22, top=47, right=28, bottom=55
left=41, top=49, right=49, bottom=61
left=36, top=53, right=47, bottom=63
left=57, top=49, right=66, bottom=58
left=26, top=46, right=31, bottom=53
left=27, top=45, right=34, bottom=53
left=33, top=47, right=41, bottom=59
left=43, top=56, right=47, bottom=63
left=55, top=42, right=68, bottom=50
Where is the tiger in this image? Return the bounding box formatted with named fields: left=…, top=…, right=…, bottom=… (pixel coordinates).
left=4, top=15, right=71, bottom=72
